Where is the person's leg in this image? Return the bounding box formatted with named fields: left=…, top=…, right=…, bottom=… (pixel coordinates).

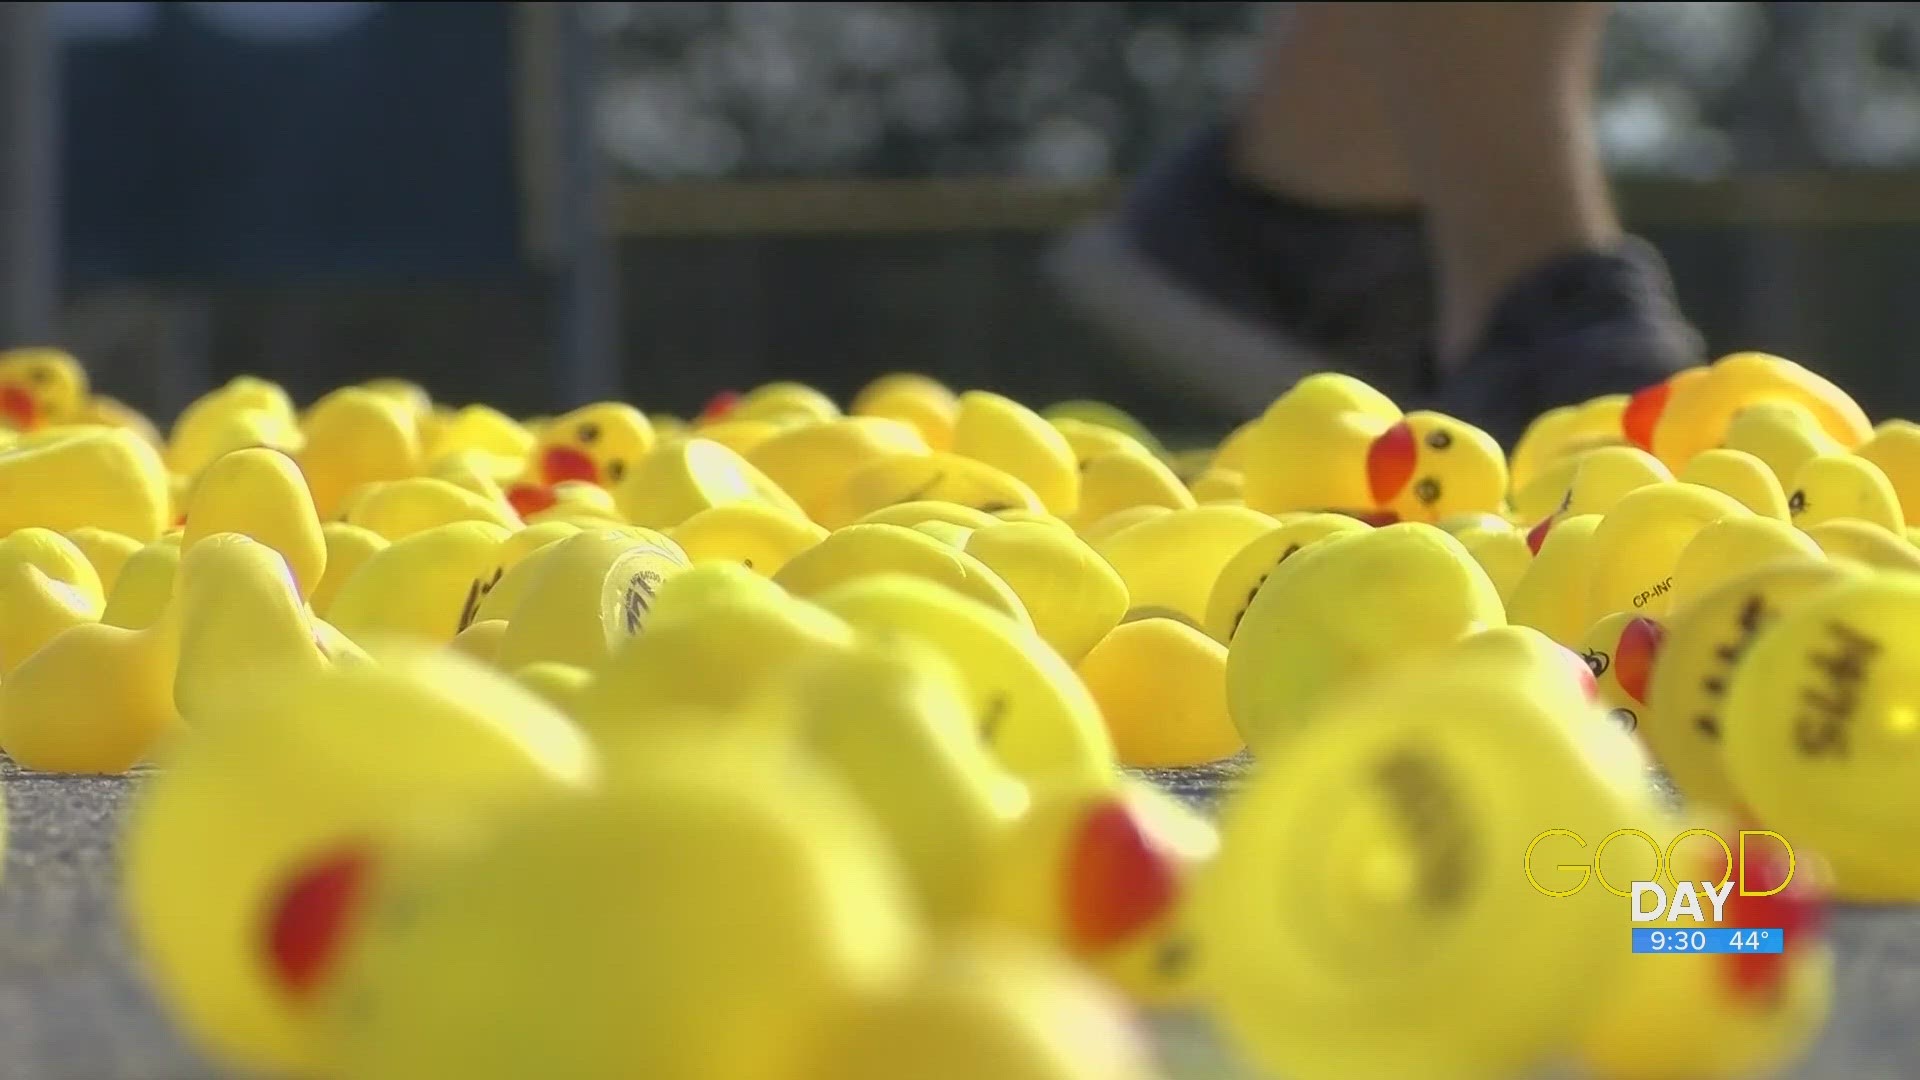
left=1351, top=1, right=1701, bottom=444
left=1233, top=2, right=1416, bottom=207
left=1362, top=2, right=1619, bottom=365
left=1046, top=5, right=1435, bottom=418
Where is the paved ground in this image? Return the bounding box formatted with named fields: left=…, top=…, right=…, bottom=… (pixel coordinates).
left=1, top=757, right=1916, bottom=1080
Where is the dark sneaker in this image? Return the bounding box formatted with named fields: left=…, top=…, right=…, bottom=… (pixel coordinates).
left=1424, top=237, right=1706, bottom=449
left=1047, top=123, right=1434, bottom=419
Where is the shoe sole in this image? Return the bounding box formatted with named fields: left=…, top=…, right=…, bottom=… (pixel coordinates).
left=1045, top=217, right=1332, bottom=418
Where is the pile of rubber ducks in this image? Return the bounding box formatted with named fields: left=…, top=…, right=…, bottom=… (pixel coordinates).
left=0, top=343, right=1912, bottom=1079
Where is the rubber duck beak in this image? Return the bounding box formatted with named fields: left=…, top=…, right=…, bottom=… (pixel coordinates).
left=1525, top=516, right=1556, bottom=555
left=506, top=482, right=560, bottom=518
left=0, top=384, right=38, bottom=429
left=1613, top=616, right=1664, bottom=704
left=1622, top=381, right=1671, bottom=451
left=1066, top=801, right=1179, bottom=955
left=265, top=844, right=374, bottom=999
left=540, top=445, right=599, bottom=485
left=1365, top=420, right=1417, bottom=505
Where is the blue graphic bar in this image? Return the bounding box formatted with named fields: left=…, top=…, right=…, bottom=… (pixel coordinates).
left=1632, top=928, right=1785, bottom=955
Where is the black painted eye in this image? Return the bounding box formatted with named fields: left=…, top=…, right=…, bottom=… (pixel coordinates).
left=1425, top=429, right=1453, bottom=451
left=1414, top=477, right=1441, bottom=504
left=980, top=694, right=1010, bottom=743
left=576, top=422, right=600, bottom=444
left=1584, top=649, right=1611, bottom=677
left=1607, top=708, right=1638, bottom=733
left=1788, top=489, right=1806, bottom=515
left=605, top=459, right=625, bottom=482
left=1155, top=938, right=1194, bottom=978
left=27, top=366, right=51, bottom=385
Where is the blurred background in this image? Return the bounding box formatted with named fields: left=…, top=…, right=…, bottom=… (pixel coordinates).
left=13, top=1, right=1920, bottom=440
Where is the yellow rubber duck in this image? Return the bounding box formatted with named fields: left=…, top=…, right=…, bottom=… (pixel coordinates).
left=310, top=523, right=390, bottom=619
left=1226, top=522, right=1505, bottom=749
left=951, top=391, right=1081, bottom=517
left=1241, top=374, right=1506, bottom=522
left=1722, top=400, right=1847, bottom=486
left=505, top=401, right=655, bottom=517
left=1853, top=418, right=1920, bottom=526
left=1785, top=453, right=1905, bottom=533
left=850, top=372, right=958, bottom=450
left=745, top=416, right=930, bottom=528
left=772, top=521, right=1032, bottom=629
left=323, top=521, right=514, bottom=646
left=180, top=447, right=328, bottom=601
left=0, top=532, right=178, bottom=773
left=574, top=562, right=855, bottom=742
left=297, top=387, right=425, bottom=521
left=960, top=520, right=1128, bottom=664
left=320, top=748, right=916, bottom=1080
left=1077, top=617, right=1242, bottom=768
left=122, top=644, right=596, bottom=1077
left=813, top=573, right=1117, bottom=788
left=0, top=346, right=88, bottom=430
left=63, top=526, right=142, bottom=596
left=1508, top=393, right=1629, bottom=497
left=1093, top=504, right=1276, bottom=629
left=488, top=526, right=692, bottom=672
left=1664, top=514, right=1825, bottom=616
left=166, top=376, right=304, bottom=481
left=341, top=476, right=521, bottom=541
left=1069, top=447, right=1196, bottom=531
left=840, top=450, right=1045, bottom=519
left=1583, top=482, right=1750, bottom=622
left=791, top=627, right=1028, bottom=924
left=980, top=780, right=1218, bottom=1006
left=665, top=501, right=828, bottom=578
left=1201, top=513, right=1371, bottom=644
left=172, top=533, right=347, bottom=724
left=101, top=536, right=183, bottom=629
left=612, top=436, right=803, bottom=529
left=0, top=427, right=172, bottom=541
left=1721, top=571, right=1920, bottom=899
left=1624, top=352, right=1871, bottom=473
left=0, top=527, right=104, bottom=675
left=1642, top=559, right=1862, bottom=808
left=1678, top=446, right=1791, bottom=519
left=1199, top=648, right=1658, bottom=1080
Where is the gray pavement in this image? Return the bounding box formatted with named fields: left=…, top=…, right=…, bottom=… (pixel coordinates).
left=0, top=756, right=1916, bottom=1079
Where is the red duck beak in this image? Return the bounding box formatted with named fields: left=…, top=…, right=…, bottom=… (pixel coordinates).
left=1613, top=617, right=1664, bottom=704
left=1525, top=516, right=1556, bottom=555
left=0, top=384, right=38, bottom=429
left=506, top=482, right=560, bottom=518
left=1621, top=381, right=1671, bottom=451
left=264, top=844, right=373, bottom=1000
left=540, top=445, right=599, bottom=485
left=1365, top=421, right=1417, bottom=505
left=700, top=390, right=742, bottom=421
left=1065, top=801, right=1180, bottom=955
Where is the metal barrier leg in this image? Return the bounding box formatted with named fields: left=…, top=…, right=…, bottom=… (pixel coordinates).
left=0, top=1, right=60, bottom=348
left=551, top=2, right=620, bottom=407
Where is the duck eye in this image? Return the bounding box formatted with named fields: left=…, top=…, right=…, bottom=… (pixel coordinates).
left=576, top=422, right=600, bottom=444
left=28, top=366, right=51, bottom=385
left=1425, top=429, right=1453, bottom=451
left=605, top=459, right=625, bottom=482
left=1414, top=477, right=1441, bottom=504
left=1607, top=708, right=1638, bottom=733
left=1584, top=649, right=1611, bottom=677
left=1788, top=489, right=1806, bottom=515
